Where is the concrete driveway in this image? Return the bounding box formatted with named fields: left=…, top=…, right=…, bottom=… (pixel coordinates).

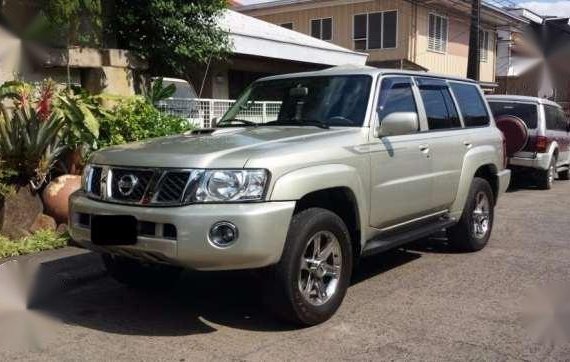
left=1, top=181, right=569, bottom=360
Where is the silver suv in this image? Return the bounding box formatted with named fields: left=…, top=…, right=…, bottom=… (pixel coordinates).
left=70, top=67, right=510, bottom=326
left=487, top=95, right=570, bottom=189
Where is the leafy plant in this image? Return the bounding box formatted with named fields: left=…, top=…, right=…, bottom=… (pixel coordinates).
left=0, top=229, right=68, bottom=259
left=55, top=86, right=106, bottom=151
left=143, top=78, right=176, bottom=105
left=0, top=81, right=66, bottom=189
left=111, top=0, right=230, bottom=78
left=0, top=106, right=66, bottom=189
left=99, top=97, right=192, bottom=146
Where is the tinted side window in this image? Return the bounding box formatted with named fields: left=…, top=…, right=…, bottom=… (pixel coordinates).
left=544, top=105, right=564, bottom=131
left=418, top=82, right=461, bottom=130
left=450, top=83, right=490, bottom=127
left=377, top=77, right=417, bottom=122
left=488, top=101, right=538, bottom=129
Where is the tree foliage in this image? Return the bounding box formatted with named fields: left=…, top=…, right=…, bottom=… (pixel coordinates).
left=111, top=0, right=231, bottom=77
left=31, top=0, right=103, bottom=47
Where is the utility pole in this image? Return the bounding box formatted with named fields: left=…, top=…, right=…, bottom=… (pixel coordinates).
left=467, top=0, right=481, bottom=81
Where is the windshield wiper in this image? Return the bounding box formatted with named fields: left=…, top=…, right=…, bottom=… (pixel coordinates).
left=217, top=119, right=258, bottom=127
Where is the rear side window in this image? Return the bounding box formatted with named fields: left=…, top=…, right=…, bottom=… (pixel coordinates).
left=488, top=101, right=538, bottom=129
left=544, top=105, right=567, bottom=131
left=417, top=80, right=461, bottom=130
left=377, top=77, right=417, bottom=122
left=450, top=83, right=490, bottom=127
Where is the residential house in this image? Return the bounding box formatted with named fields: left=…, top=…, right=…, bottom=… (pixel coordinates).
left=496, top=8, right=570, bottom=115
left=0, top=0, right=145, bottom=96
left=238, top=0, right=523, bottom=91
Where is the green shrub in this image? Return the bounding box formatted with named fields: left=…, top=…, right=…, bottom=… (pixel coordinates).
left=0, top=230, right=68, bottom=259
left=99, top=97, right=192, bottom=147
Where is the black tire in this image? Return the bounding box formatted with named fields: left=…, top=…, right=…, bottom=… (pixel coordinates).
left=269, top=208, right=353, bottom=326
left=447, top=177, right=495, bottom=252
left=538, top=157, right=556, bottom=190
left=102, top=254, right=182, bottom=289
left=559, top=169, right=569, bottom=181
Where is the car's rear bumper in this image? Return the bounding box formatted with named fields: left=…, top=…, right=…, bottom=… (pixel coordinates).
left=69, top=191, right=296, bottom=271
left=509, top=153, right=550, bottom=170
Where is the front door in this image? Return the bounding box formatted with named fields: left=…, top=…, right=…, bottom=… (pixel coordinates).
left=369, top=76, right=434, bottom=228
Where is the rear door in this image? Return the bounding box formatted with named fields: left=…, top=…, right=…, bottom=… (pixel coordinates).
left=414, top=78, right=466, bottom=211
left=544, top=104, right=570, bottom=166
left=488, top=100, right=539, bottom=158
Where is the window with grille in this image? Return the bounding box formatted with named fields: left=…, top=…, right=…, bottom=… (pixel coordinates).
left=310, top=18, right=332, bottom=40
left=353, top=11, right=398, bottom=51
left=479, top=30, right=490, bottom=62
left=428, top=13, right=448, bottom=53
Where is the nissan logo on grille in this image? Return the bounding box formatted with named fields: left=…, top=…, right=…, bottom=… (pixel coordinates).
left=117, top=174, right=139, bottom=196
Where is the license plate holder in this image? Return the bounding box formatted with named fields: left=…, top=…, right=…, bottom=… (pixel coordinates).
left=91, top=215, right=137, bottom=245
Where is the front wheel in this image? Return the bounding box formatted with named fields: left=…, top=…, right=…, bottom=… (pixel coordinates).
left=269, top=208, right=353, bottom=326
left=447, top=177, right=495, bottom=252
left=558, top=169, right=569, bottom=181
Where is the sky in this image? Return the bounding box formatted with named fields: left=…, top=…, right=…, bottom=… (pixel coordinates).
left=238, top=0, right=570, bottom=19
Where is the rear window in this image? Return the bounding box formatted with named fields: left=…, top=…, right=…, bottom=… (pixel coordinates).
left=488, top=101, right=538, bottom=129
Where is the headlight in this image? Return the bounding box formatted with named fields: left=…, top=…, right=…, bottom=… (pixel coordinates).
left=191, top=169, right=268, bottom=202
left=81, top=164, right=93, bottom=192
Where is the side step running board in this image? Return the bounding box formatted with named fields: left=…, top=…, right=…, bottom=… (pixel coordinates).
left=362, top=218, right=456, bottom=257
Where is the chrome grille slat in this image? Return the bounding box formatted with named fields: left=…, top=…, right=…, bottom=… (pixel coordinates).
left=155, top=171, right=191, bottom=203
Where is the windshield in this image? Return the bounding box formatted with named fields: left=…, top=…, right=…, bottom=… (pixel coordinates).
left=489, top=101, right=538, bottom=129
left=220, top=75, right=373, bottom=127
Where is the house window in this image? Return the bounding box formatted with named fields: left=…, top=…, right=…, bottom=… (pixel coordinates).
left=479, top=30, right=490, bottom=62
left=311, top=18, right=332, bottom=40
left=428, top=13, right=448, bottom=53
left=280, top=22, right=293, bottom=30
left=353, top=11, right=398, bottom=51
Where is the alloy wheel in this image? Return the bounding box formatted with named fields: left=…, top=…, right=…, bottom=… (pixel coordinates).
left=472, top=191, right=491, bottom=239
left=298, top=231, right=342, bottom=306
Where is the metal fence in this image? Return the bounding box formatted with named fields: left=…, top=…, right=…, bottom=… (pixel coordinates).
left=156, top=98, right=282, bottom=128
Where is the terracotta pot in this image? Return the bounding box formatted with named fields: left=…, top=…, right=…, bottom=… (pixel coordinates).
left=43, top=175, right=81, bottom=224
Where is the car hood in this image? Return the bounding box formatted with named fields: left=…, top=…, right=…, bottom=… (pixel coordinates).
left=90, top=127, right=361, bottom=168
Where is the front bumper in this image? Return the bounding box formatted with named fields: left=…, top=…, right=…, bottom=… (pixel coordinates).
left=69, top=192, right=296, bottom=271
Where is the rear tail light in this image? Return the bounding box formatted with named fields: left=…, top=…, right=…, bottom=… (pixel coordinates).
left=535, top=136, right=549, bottom=153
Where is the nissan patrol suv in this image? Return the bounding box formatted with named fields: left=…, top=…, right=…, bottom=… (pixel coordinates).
left=70, top=67, right=510, bottom=326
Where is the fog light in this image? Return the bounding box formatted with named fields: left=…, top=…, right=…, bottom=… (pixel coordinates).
left=209, top=222, right=238, bottom=247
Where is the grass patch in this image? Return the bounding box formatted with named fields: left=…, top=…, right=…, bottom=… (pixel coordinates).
left=0, top=229, right=69, bottom=259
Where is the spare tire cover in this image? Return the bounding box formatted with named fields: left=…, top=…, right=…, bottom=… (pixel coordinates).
left=495, top=115, right=529, bottom=157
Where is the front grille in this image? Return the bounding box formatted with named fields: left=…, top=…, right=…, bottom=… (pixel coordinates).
left=155, top=171, right=191, bottom=203
left=109, top=168, right=154, bottom=202
left=86, top=166, right=195, bottom=206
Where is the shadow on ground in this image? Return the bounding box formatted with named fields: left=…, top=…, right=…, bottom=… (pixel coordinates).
left=32, top=246, right=428, bottom=336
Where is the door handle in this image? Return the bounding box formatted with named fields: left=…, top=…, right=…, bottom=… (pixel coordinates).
left=419, top=144, right=430, bottom=152
left=463, top=141, right=473, bottom=149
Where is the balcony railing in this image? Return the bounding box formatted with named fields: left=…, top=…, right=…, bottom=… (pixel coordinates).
left=156, top=98, right=282, bottom=129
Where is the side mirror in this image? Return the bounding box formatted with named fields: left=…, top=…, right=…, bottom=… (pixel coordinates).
left=376, top=112, right=419, bottom=137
